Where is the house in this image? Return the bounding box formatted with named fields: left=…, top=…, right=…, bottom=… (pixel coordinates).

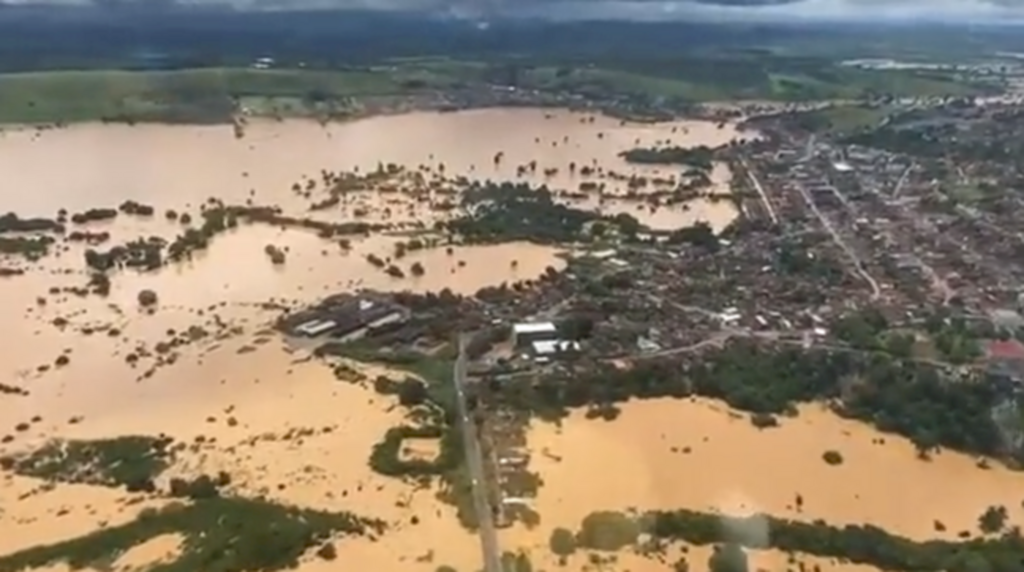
left=287, top=295, right=407, bottom=340
left=513, top=322, right=558, bottom=349
left=986, top=339, right=1024, bottom=393
left=991, top=308, right=1024, bottom=332
left=530, top=339, right=581, bottom=362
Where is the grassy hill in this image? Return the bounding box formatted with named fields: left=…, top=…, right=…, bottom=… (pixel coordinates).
left=0, top=55, right=995, bottom=125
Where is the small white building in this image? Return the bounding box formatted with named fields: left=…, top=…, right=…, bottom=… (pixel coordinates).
left=295, top=319, right=336, bottom=336
left=590, top=249, right=617, bottom=259
left=719, top=310, right=742, bottom=325
left=513, top=322, right=558, bottom=349
left=531, top=339, right=581, bottom=358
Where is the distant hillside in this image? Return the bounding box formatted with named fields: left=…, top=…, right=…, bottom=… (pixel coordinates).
left=0, top=6, right=1023, bottom=73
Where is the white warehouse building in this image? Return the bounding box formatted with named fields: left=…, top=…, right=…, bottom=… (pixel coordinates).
left=512, top=322, right=558, bottom=349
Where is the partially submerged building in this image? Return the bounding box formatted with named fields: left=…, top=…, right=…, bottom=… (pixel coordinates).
left=285, top=294, right=408, bottom=341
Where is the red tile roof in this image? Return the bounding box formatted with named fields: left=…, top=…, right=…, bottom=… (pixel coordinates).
left=987, top=339, right=1024, bottom=361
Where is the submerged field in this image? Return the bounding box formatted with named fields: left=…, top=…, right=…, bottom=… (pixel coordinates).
left=516, top=398, right=1024, bottom=539
left=0, top=108, right=748, bottom=572
left=492, top=397, right=1024, bottom=572
left=1, top=104, right=1019, bottom=572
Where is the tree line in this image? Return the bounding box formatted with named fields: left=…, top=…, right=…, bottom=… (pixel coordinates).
left=489, top=339, right=1015, bottom=461
left=649, top=508, right=1024, bottom=572
left=619, top=145, right=715, bottom=171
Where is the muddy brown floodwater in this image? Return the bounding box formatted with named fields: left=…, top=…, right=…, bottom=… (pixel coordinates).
left=0, top=108, right=750, bottom=572
left=501, top=397, right=1024, bottom=571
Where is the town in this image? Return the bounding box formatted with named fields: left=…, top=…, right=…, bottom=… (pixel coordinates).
left=8, top=8, right=1024, bottom=572
left=267, top=94, right=1024, bottom=557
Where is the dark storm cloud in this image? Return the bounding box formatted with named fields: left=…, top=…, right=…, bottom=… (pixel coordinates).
left=3, top=0, right=1024, bottom=22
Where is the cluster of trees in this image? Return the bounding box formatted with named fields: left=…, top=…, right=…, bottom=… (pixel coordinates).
left=69, top=207, right=118, bottom=225
left=372, top=376, right=430, bottom=407
left=167, top=472, right=233, bottom=499
left=924, top=312, right=985, bottom=365
left=493, top=339, right=1014, bottom=459
left=0, top=213, right=65, bottom=262
left=0, top=235, right=54, bottom=260
left=0, top=212, right=64, bottom=234
left=368, top=425, right=461, bottom=478
left=85, top=237, right=165, bottom=272
left=979, top=506, right=1010, bottom=535
left=649, top=508, right=1024, bottom=572
left=1, top=435, right=175, bottom=492
left=78, top=200, right=385, bottom=278
left=619, top=145, right=715, bottom=171
left=446, top=182, right=603, bottom=244
left=0, top=435, right=240, bottom=500
left=0, top=496, right=385, bottom=572
left=832, top=307, right=984, bottom=365
left=842, top=111, right=1024, bottom=168
left=665, top=221, right=720, bottom=251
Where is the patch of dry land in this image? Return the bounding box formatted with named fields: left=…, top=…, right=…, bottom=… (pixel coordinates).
left=0, top=108, right=755, bottom=572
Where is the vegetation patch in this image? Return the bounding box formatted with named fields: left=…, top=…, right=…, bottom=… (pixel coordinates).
left=576, top=511, right=642, bottom=552
left=0, top=497, right=385, bottom=572
left=315, top=341, right=456, bottom=409
left=0, top=436, right=174, bottom=492
left=647, top=508, right=1024, bottom=572
left=0, top=236, right=54, bottom=261
left=315, top=339, right=483, bottom=526
left=368, top=425, right=461, bottom=478
left=494, top=337, right=1019, bottom=462
left=822, top=450, right=844, bottom=466
left=783, top=104, right=894, bottom=135
left=445, top=182, right=609, bottom=245
left=619, top=145, right=715, bottom=171
left=0, top=68, right=404, bottom=124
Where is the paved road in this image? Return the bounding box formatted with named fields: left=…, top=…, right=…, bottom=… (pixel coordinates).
left=452, top=333, right=503, bottom=572
left=741, top=158, right=780, bottom=225
left=796, top=135, right=882, bottom=300
left=892, top=164, right=913, bottom=198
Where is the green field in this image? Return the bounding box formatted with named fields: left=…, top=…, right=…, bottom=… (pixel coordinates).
left=0, top=56, right=995, bottom=125
left=785, top=105, right=897, bottom=135
left=0, top=68, right=404, bottom=124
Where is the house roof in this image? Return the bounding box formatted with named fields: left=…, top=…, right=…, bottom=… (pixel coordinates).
left=532, top=340, right=580, bottom=355
left=987, top=339, right=1024, bottom=361
left=514, top=322, right=556, bottom=335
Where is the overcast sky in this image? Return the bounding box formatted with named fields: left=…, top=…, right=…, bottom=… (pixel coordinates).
left=505, top=0, right=1024, bottom=22
left=5, top=0, right=1024, bottom=23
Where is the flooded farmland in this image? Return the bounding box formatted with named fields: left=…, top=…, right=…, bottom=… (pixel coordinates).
left=499, top=397, right=1024, bottom=571
left=0, top=108, right=748, bottom=572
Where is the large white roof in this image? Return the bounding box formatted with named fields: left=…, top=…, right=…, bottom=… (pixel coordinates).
left=513, top=322, right=556, bottom=334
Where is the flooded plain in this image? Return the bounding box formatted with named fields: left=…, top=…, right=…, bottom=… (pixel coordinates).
left=502, top=397, right=1024, bottom=570
left=2, top=107, right=1008, bottom=572
left=0, top=108, right=746, bottom=571
left=0, top=108, right=743, bottom=226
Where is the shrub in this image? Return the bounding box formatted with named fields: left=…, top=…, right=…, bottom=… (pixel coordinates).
left=549, top=527, right=577, bottom=556
left=822, top=450, right=844, bottom=466
left=576, top=511, right=639, bottom=552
